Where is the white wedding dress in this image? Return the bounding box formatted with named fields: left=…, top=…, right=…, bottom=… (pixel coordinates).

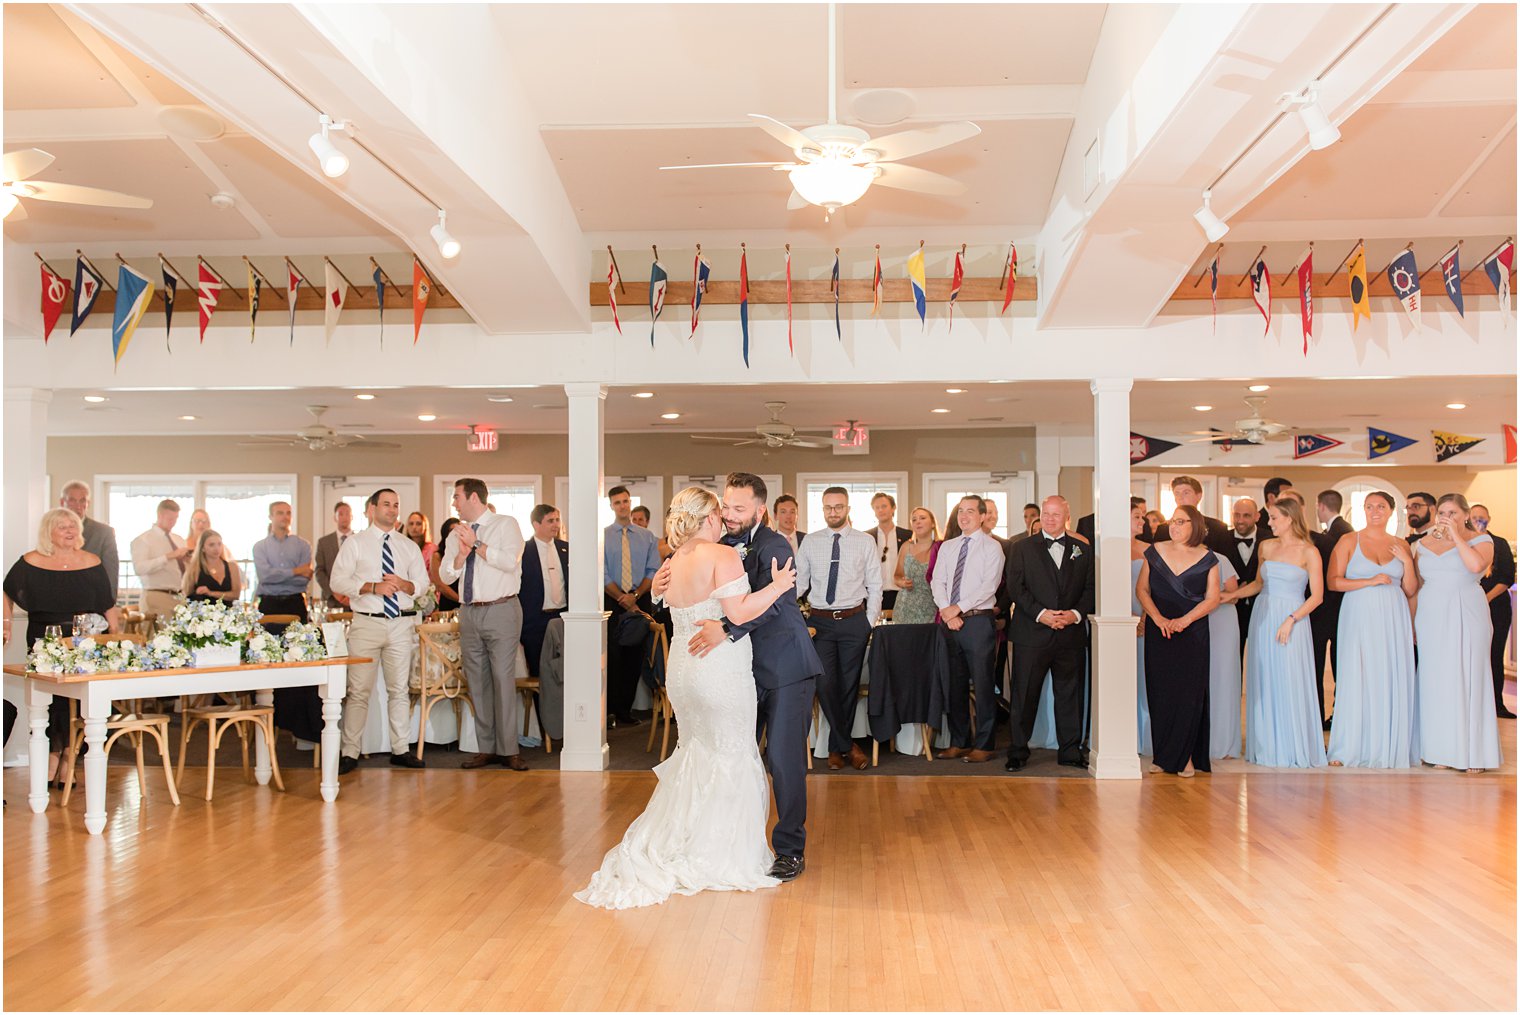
left=575, top=575, right=781, bottom=909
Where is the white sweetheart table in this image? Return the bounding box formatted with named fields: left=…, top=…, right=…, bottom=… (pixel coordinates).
left=4, top=657, right=367, bottom=835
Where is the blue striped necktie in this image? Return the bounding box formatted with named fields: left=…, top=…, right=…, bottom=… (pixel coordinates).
left=950, top=537, right=970, bottom=604
left=380, top=534, right=399, bottom=617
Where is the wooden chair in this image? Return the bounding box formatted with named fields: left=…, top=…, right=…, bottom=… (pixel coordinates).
left=258, top=613, right=301, bottom=627
left=517, top=675, right=550, bottom=754
left=414, top=621, right=474, bottom=761
left=644, top=622, right=674, bottom=761
left=58, top=632, right=180, bottom=806
left=325, top=611, right=354, bottom=624
left=169, top=620, right=285, bottom=799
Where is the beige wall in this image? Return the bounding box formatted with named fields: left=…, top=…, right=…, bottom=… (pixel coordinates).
left=47, top=426, right=1037, bottom=532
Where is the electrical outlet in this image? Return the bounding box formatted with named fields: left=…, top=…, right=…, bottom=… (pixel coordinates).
left=575, top=704, right=586, bottom=721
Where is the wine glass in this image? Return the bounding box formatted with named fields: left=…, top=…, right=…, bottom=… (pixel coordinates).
left=44, top=624, right=63, bottom=642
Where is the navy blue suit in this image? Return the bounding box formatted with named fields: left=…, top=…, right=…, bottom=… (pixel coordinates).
left=723, top=524, right=822, bottom=859
left=519, top=538, right=568, bottom=678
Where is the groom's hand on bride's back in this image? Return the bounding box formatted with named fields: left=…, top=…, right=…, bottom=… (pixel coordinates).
left=687, top=620, right=726, bottom=657
left=770, top=557, right=796, bottom=593
left=651, top=560, right=673, bottom=600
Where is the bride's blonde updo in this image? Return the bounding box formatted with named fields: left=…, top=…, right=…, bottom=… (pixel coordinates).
left=666, top=486, right=720, bottom=550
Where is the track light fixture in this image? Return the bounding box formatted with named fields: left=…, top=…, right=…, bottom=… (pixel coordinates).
left=430, top=209, right=461, bottom=259
left=1193, top=189, right=1229, bottom=243
left=308, top=114, right=350, bottom=178
left=1284, top=82, right=1340, bottom=151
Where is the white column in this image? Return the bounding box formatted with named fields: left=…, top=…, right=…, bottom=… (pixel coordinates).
left=560, top=383, right=610, bottom=771
left=1088, top=379, right=1141, bottom=779
left=4, top=387, right=50, bottom=765
left=1034, top=430, right=1061, bottom=504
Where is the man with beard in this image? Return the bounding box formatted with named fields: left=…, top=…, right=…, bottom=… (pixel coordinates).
left=1405, top=492, right=1437, bottom=544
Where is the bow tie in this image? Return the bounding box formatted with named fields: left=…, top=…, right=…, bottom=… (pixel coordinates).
left=1044, top=535, right=1065, bottom=548
left=1235, top=536, right=1255, bottom=546
left=721, top=531, right=752, bottom=549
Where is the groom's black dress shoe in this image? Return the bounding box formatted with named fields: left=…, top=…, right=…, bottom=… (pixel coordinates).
left=768, top=855, right=805, bottom=881
left=1004, top=757, right=1026, bottom=772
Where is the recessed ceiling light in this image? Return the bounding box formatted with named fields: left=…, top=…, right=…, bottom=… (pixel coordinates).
left=660, top=412, right=681, bottom=420
left=931, top=408, right=951, bottom=414
left=83, top=395, right=107, bottom=403
left=1446, top=402, right=1467, bottom=410
left=1193, top=405, right=1213, bottom=411
left=354, top=393, right=375, bottom=400
left=178, top=415, right=197, bottom=421
left=1248, top=384, right=1270, bottom=392
left=633, top=391, right=655, bottom=399
left=487, top=395, right=514, bottom=403
left=945, top=388, right=966, bottom=394
left=417, top=413, right=437, bottom=422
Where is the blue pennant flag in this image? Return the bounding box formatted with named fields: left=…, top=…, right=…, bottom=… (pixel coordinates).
left=1368, top=427, right=1417, bottom=460
left=111, top=264, right=154, bottom=368
left=71, top=255, right=105, bottom=336
left=1293, top=433, right=1344, bottom=459
left=648, top=259, right=667, bottom=346
left=373, top=265, right=385, bottom=346
left=831, top=252, right=841, bottom=340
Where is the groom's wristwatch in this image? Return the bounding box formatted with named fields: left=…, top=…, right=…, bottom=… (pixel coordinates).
left=721, top=619, right=737, bottom=642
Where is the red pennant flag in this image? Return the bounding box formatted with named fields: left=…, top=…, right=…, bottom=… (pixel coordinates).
left=196, top=262, right=220, bottom=342
left=1297, top=247, right=1313, bottom=355
left=1505, top=423, right=1517, bottom=464
left=607, top=257, right=621, bottom=335
left=949, top=250, right=964, bottom=332
left=40, top=264, right=69, bottom=342
left=1000, top=243, right=1018, bottom=314
left=412, top=261, right=430, bottom=344
left=785, top=246, right=793, bottom=354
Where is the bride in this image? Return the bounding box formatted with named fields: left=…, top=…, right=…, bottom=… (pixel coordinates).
left=575, top=486, right=798, bottom=910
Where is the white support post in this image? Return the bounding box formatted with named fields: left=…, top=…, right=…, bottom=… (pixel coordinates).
left=4, top=387, right=51, bottom=765
left=560, top=383, right=610, bottom=771
left=1088, top=378, right=1141, bottom=779
left=1034, top=430, right=1062, bottom=505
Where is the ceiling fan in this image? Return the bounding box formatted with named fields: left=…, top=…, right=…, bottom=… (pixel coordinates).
left=1183, top=395, right=1349, bottom=444
left=657, top=3, right=979, bottom=217
left=237, top=405, right=400, bottom=452
left=1, top=148, right=153, bottom=220
left=689, top=401, right=834, bottom=449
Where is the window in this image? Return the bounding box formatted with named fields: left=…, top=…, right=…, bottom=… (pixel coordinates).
left=433, top=476, right=541, bottom=533
left=553, top=477, right=662, bottom=539
left=796, top=472, right=908, bottom=533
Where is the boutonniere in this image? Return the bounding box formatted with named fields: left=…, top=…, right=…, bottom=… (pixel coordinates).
left=736, top=543, right=749, bottom=561
left=1070, top=545, right=1083, bottom=560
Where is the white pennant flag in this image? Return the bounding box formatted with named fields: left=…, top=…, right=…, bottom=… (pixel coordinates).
left=324, top=262, right=348, bottom=343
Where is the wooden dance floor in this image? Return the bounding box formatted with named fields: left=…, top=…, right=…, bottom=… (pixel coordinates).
left=5, top=732, right=1515, bottom=1011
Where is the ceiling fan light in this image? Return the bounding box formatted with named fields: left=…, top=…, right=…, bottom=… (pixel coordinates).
left=788, top=160, right=874, bottom=210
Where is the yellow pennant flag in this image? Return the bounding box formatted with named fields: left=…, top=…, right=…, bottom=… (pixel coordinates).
left=1348, top=245, right=1371, bottom=331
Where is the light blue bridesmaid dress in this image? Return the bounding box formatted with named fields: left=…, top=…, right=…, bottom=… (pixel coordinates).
left=1208, top=553, right=1242, bottom=759
left=1415, top=535, right=1501, bottom=769
left=1134, top=557, right=1152, bottom=756
left=1245, top=559, right=1328, bottom=768
left=1327, top=536, right=1418, bottom=767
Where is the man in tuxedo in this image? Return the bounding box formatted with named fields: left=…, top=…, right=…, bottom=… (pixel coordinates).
left=1076, top=496, right=1150, bottom=546
left=60, top=481, right=118, bottom=600
left=1219, top=497, right=1268, bottom=646
left=1150, top=476, right=1230, bottom=550
left=665, top=472, right=822, bottom=882
left=1471, top=505, right=1515, bottom=719
left=773, top=494, right=805, bottom=554
left=314, top=502, right=356, bottom=609
left=1405, top=492, right=1436, bottom=544
left=519, top=504, right=568, bottom=679
left=1310, top=490, right=1355, bottom=727
left=1004, top=495, right=1096, bottom=770
left=1260, top=477, right=1293, bottom=533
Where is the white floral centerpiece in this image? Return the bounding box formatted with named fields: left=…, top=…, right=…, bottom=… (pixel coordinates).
left=164, top=600, right=259, bottom=667
left=414, top=585, right=439, bottom=617
left=280, top=622, right=329, bottom=662
left=29, top=637, right=87, bottom=675
left=244, top=629, right=284, bottom=664
left=141, top=634, right=192, bottom=670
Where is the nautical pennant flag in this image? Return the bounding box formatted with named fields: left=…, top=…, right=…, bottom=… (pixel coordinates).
left=1433, top=430, right=1483, bottom=463
left=196, top=261, right=220, bottom=342
left=1439, top=244, right=1464, bottom=317
left=287, top=263, right=301, bottom=346
left=1249, top=257, right=1270, bottom=336
left=1484, top=240, right=1514, bottom=317
left=1387, top=248, right=1421, bottom=329
left=71, top=255, right=105, bottom=336
left=906, top=246, right=927, bottom=329
left=871, top=251, right=884, bottom=316
left=1129, top=432, right=1180, bottom=465
left=607, top=257, right=622, bottom=335
left=1001, top=244, right=1017, bottom=314
left=949, top=249, right=964, bottom=332
left=738, top=248, right=750, bottom=366
left=831, top=251, right=841, bottom=341
left=785, top=247, right=793, bottom=353
left=247, top=263, right=261, bottom=343
left=690, top=252, right=710, bottom=336
left=1293, top=433, right=1343, bottom=459
left=1297, top=248, right=1313, bottom=354
left=1208, top=255, right=1218, bottom=334
left=648, top=259, right=667, bottom=346
left=110, top=264, right=153, bottom=368
left=1504, top=423, right=1517, bottom=465
left=412, top=260, right=430, bottom=344
left=324, top=261, right=348, bottom=343
left=1348, top=244, right=1371, bottom=331
left=373, top=265, right=385, bottom=346
left=1368, top=427, right=1417, bottom=460
left=160, top=262, right=176, bottom=349
left=40, top=263, right=69, bottom=343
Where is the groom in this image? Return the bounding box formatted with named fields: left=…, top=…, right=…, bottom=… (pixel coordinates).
left=655, top=472, right=822, bottom=881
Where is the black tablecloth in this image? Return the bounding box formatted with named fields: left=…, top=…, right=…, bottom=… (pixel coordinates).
left=867, top=623, right=949, bottom=742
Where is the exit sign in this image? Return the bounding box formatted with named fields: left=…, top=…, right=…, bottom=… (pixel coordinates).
left=833, top=424, right=869, bottom=455
left=466, top=429, right=498, bottom=452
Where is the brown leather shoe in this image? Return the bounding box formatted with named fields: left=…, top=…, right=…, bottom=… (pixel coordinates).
left=501, top=754, right=529, bottom=771
left=461, top=752, right=496, bottom=769
left=848, top=744, right=869, bottom=770
left=937, top=746, right=968, bottom=760
left=827, top=752, right=845, bottom=770
left=963, top=749, right=996, bottom=764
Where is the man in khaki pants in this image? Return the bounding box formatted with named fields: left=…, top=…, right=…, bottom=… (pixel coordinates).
left=130, top=499, right=189, bottom=621
left=330, top=488, right=430, bottom=774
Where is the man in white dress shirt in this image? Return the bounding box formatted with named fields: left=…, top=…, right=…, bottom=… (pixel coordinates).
left=773, top=494, right=806, bottom=555
left=130, top=499, right=190, bottom=619
left=930, top=495, right=1005, bottom=762
left=870, top=492, right=912, bottom=614
left=797, top=487, right=882, bottom=770
left=330, top=488, right=431, bottom=774
left=438, top=477, right=529, bottom=770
